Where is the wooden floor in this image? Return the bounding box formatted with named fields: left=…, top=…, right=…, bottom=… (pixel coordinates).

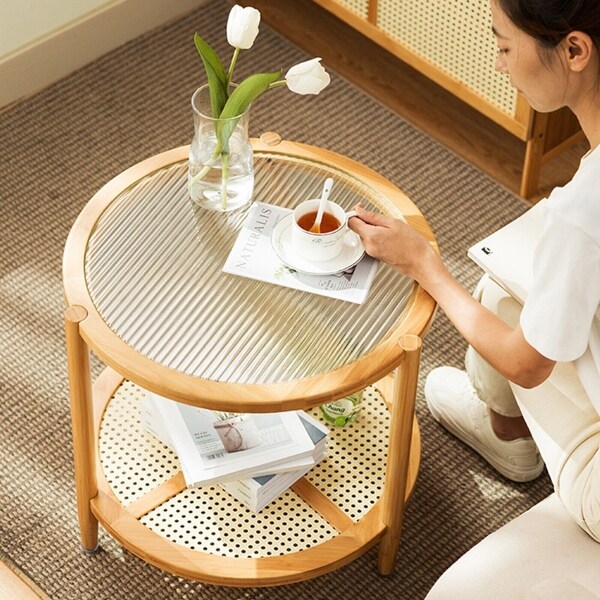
left=0, top=560, right=44, bottom=600
left=243, top=0, right=587, bottom=202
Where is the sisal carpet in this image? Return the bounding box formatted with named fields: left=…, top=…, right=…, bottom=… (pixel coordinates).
left=0, top=1, right=553, bottom=598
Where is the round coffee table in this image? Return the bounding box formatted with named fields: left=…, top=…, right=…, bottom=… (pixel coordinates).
left=63, top=134, right=437, bottom=586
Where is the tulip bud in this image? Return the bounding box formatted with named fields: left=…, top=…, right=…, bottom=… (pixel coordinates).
left=227, top=5, right=261, bottom=50
left=285, top=58, right=331, bottom=95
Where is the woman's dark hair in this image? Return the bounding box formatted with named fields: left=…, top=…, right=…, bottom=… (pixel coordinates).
left=497, top=0, right=600, bottom=50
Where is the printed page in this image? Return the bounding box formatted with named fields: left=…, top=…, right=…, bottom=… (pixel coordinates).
left=223, top=202, right=379, bottom=304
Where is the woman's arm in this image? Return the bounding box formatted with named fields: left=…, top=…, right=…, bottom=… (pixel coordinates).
left=349, top=206, right=556, bottom=388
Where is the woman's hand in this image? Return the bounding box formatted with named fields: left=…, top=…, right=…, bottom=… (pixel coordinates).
left=348, top=205, right=554, bottom=386
left=348, top=204, right=436, bottom=282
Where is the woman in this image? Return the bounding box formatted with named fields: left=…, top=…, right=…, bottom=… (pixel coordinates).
left=349, top=0, right=600, bottom=548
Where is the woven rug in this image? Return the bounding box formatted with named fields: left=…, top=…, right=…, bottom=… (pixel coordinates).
left=0, top=1, right=553, bottom=598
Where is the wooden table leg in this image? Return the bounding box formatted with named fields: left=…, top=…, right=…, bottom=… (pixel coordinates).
left=64, top=306, right=99, bottom=553
left=378, top=333, right=422, bottom=575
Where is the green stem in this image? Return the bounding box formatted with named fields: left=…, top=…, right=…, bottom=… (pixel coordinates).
left=227, top=48, right=240, bottom=85
left=189, top=143, right=222, bottom=188
left=221, top=152, right=230, bottom=210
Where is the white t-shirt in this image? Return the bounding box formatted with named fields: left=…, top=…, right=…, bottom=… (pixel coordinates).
left=520, top=145, right=600, bottom=413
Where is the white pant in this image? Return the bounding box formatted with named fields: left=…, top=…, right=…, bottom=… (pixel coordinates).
left=425, top=493, right=600, bottom=600
left=466, top=275, right=600, bottom=542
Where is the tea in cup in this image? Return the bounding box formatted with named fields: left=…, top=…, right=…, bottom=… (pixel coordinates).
left=291, top=199, right=358, bottom=262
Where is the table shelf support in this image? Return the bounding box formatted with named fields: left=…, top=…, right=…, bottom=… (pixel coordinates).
left=65, top=305, right=99, bottom=553
left=377, top=333, right=422, bottom=574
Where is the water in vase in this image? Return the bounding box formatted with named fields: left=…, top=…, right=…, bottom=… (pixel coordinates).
left=188, top=132, right=254, bottom=212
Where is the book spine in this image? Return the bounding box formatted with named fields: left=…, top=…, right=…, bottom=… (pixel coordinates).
left=219, top=480, right=258, bottom=512
left=140, top=395, right=173, bottom=450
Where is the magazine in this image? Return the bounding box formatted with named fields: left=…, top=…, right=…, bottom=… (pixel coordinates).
left=222, top=202, right=379, bottom=304
left=140, top=393, right=315, bottom=472
left=467, top=200, right=547, bottom=304
left=144, top=392, right=318, bottom=487
left=218, top=412, right=329, bottom=512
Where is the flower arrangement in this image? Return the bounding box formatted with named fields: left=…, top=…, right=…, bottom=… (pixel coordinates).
left=189, top=4, right=331, bottom=209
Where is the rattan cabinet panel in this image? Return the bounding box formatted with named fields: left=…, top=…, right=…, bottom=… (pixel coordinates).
left=311, top=0, right=582, bottom=199
left=337, top=0, right=368, bottom=18
left=378, top=0, right=517, bottom=117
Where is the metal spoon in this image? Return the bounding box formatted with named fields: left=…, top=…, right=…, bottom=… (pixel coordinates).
left=309, top=177, right=333, bottom=233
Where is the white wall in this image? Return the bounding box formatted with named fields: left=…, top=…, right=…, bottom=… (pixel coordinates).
left=0, top=0, right=120, bottom=59
left=0, top=0, right=209, bottom=109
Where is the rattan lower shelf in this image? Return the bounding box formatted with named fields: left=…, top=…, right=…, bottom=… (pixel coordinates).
left=91, top=368, right=420, bottom=586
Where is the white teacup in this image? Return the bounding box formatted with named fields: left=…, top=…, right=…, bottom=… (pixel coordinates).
left=291, top=199, right=358, bottom=262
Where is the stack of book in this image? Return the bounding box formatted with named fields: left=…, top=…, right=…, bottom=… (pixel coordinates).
left=141, top=392, right=329, bottom=512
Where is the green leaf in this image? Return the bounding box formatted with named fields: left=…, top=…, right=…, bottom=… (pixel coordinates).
left=194, top=32, right=228, bottom=117
left=220, top=71, right=282, bottom=119
left=217, top=71, right=282, bottom=152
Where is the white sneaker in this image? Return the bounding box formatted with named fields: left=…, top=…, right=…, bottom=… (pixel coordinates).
left=425, top=366, right=544, bottom=482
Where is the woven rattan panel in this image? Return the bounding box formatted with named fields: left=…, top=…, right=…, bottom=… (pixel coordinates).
left=99, top=381, right=388, bottom=557
left=338, top=0, right=368, bottom=18
left=377, top=0, right=517, bottom=116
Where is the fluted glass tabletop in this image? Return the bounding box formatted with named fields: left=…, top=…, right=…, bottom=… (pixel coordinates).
left=85, top=151, right=415, bottom=385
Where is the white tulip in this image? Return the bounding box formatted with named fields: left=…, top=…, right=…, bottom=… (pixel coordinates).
left=226, top=5, right=261, bottom=50
left=284, top=58, right=331, bottom=95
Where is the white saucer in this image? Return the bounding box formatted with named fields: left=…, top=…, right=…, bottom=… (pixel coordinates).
left=271, top=213, right=365, bottom=276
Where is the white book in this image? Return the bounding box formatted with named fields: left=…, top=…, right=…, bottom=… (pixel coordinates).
left=141, top=395, right=328, bottom=511
left=141, top=394, right=316, bottom=472
left=467, top=200, right=547, bottom=304
left=219, top=412, right=329, bottom=512
left=219, top=447, right=327, bottom=513
left=144, top=392, right=318, bottom=487
left=140, top=395, right=174, bottom=448
left=141, top=394, right=314, bottom=469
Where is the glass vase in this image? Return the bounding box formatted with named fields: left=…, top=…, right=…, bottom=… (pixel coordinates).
left=188, top=83, right=254, bottom=212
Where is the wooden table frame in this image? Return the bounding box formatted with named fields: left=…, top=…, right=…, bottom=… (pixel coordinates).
left=63, top=135, right=438, bottom=586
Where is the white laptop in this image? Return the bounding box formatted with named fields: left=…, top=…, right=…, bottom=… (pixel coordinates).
left=467, top=200, right=547, bottom=305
